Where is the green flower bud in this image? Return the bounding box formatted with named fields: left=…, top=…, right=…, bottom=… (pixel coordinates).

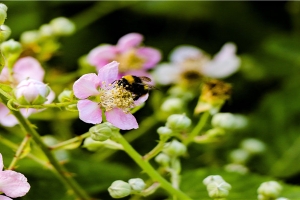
left=50, top=17, right=75, bottom=36
left=161, top=97, right=184, bottom=113
left=20, top=30, right=40, bottom=45
left=224, top=163, right=249, bottom=174
left=128, top=178, right=146, bottom=193
left=155, top=153, right=170, bottom=166
left=108, top=180, right=131, bottom=199
left=39, top=24, right=54, bottom=38
left=163, top=139, right=187, bottom=157
left=229, top=149, right=250, bottom=164
left=0, top=4, right=7, bottom=25
left=212, top=113, right=247, bottom=130
left=240, top=138, right=266, bottom=154
left=203, top=175, right=224, bottom=186
left=83, top=137, right=123, bottom=151
left=58, top=89, right=73, bottom=103
left=206, top=180, right=232, bottom=198
left=1, top=39, right=22, bottom=58
left=205, top=128, right=226, bottom=138
left=166, top=114, right=191, bottom=131
left=89, top=122, right=118, bottom=142
left=0, top=25, right=11, bottom=43
left=257, top=181, right=282, bottom=199
left=157, top=126, right=173, bottom=136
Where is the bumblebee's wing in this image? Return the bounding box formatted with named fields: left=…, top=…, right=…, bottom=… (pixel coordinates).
left=139, top=76, right=152, bottom=82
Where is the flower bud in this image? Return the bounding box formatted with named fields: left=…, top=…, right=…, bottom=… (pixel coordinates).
left=15, top=78, right=50, bottom=105
left=212, top=113, right=247, bottom=130
left=0, top=25, right=11, bottom=43
left=157, top=126, right=173, bottom=137
left=50, top=17, right=75, bottom=36
left=161, top=97, right=184, bottom=113
left=89, top=122, right=118, bottom=142
left=39, top=24, right=54, bottom=38
left=166, top=114, right=191, bottom=131
left=128, top=178, right=146, bottom=193
left=83, top=137, right=123, bottom=151
left=108, top=180, right=131, bottom=199
left=203, top=175, right=224, bottom=186
left=163, top=140, right=186, bottom=157
left=155, top=153, right=170, bottom=166
left=205, top=128, right=226, bottom=138
left=257, top=181, right=282, bottom=199
left=1, top=39, right=22, bottom=58
left=240, top=138, right=266, bottom=154
left=206, top=180, right=232, bottom=198
left=20, top=30, right=40, bottom=44
left=0, top=3, right=7, bottom=25
left=229, top=149, right=250, bottom=164
left=58, top=89, right=73, bottom=103
left=224, top=163, right=248, bottom=174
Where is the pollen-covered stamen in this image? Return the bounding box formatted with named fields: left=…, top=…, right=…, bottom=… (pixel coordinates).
left=116, top=49, right=145, bottom=73
left=100, top=84, right=135, bottom=113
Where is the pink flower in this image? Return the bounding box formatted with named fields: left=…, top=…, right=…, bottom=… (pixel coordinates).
left=0, top=154, right=30, bottom=199
left=87, top=33, right=161, bottom=78
left=73, top=61, right=148, bottom=130
left=0, top=57, right=55, bottom=127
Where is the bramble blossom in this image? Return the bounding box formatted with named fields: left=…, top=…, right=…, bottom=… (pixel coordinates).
left=0, top=154, right=30, bottom=199
left=0, top=56, right=54, bottom=127
left=87, top=33, right=161, bottom=78
left=73, top=61, right=147, bottom=130
left=152, top=43, right=240, bottom=85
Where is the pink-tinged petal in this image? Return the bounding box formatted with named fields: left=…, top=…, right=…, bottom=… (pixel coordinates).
left=0, top=67, right=9, bottom=83
left=152, top=63, right=180, bottom=85
left=170, top=45, right=203, bottom=64
left=98, top=61, right=119, bottom=86
left=13, top=57, right=45, bottom=82
left=134, top=93, right=149, bottom=106
left=136, top=47, right=161, bottom=69
left=116, top=33, right=143, bottom=52
left=0, top=170, right=30, bottom=198
left=105, top=108, right=138, bottom=130
left=73, top=73, right=100, bottom=99
left=202, top=43, right=240, bottom=78
left=0, top=195, right=12, bottom=200
left=0, top=104, right=19, bottom=127
left=87, top=45, right=117, bottom=68
left=0, top=153, right=3, bottom=171
left=77, top=100, right=102, bottom=124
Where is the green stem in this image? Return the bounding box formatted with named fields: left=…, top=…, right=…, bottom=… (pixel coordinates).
left=8, top=134, right=31, bottom=170
left=0, top=135, right=52, bottom=169
left=0, top=91, right=91, bottom=200
left=50, top=132, right=90, bottom=150
left=113, top=132, right=192, bottom=200
left=183, top=111, right=210, bottom=146
left=143, top=136, right=169, bottom=161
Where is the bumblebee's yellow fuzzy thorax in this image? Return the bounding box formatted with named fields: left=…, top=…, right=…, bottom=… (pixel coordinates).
left=122, top=75, right=135, bottom=84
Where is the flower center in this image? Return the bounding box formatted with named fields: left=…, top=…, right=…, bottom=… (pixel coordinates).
left=116, top=49, right=145, bottom=73
left=100, top=84, right=135, bottom=113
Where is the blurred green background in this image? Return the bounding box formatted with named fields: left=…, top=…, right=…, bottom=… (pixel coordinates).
left=2, top=1, right=300, bottom=199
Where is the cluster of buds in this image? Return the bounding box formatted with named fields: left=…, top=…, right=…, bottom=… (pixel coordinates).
left=20, top=17, right=75, bottom=61
left=0, top=3, right=11, bottom=43
left=108, top=178, right=146, bottom=198
left=225, top=138, right=266, bottom=174
left=203, top=175, right=232, bottom=199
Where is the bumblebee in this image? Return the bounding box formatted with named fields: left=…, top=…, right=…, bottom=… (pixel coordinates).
left=116, top=75, right=154, bottom=101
